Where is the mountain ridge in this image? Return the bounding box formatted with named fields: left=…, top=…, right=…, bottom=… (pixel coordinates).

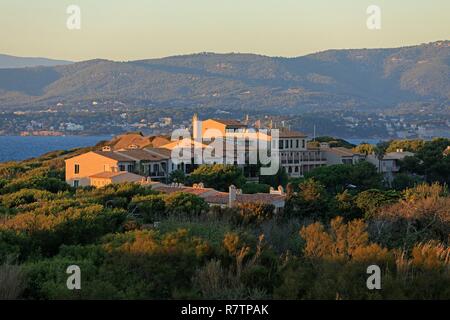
left=0, top=41, right=449, bottom=111
left=0, top=54, right=72, bottom=69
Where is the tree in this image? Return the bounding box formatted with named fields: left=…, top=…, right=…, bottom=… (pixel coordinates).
left=355, top=189, right=399, bottom=219
left=334, top=190, right=362, bottom=220
left=402, top=183, right=447, bottom=202
left=241, top=183, right=270, bottom=194
left=164, top=192, right=209, bottom=217
left=129, top=194, right=166, bottom=223
left=386, top=139, right=424, bottom=153
left=304, top=161, right=382, bottom=193
left=259, top=166, right=288, bottom=188
left=352, top=143, right=375, bottom=155
left=373, top=183, right=450, bottom=246
left=399, top=156, right=423, bottom=175
left=299, top=217, right=389, bottom=262
left=391, top=173, right=423, bottom=191
left=188, top=165, right=246, bottom=191
left=374, top=142, right=389, bottom=174
left=418, top=139, right=450, bottom=184
left=284, top=179, right=330, bottom=220
left=398, top=138, right=450, bottom=185
left=169, top=169, right=186, bottom=184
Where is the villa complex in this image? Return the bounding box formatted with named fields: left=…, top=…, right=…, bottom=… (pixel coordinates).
left=65, top=114, right=414, bottom=206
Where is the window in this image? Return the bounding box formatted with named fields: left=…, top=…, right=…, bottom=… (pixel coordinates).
left=127, top=164, right=135, bottom=172
left=73, top=180, right=79, bottom=187
left=74, top=164, right=80, bottom=174
left=279, top=139, right=284, bottom=150
left=290, top=140, right=293, bottom=149
left=302, top=140, right=306, bottom=148
left=342, top=159, right=353, bottom=165
left=285, top=140, right=289, bottom=148
left=296, top=140, right=299, bottom=148
left=119, top=164, right=126, bottom=171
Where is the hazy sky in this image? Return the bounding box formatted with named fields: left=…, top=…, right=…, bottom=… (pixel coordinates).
left=1, top=0, right=449, bottom=61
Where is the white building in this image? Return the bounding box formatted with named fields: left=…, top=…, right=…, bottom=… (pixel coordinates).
left=320, top=143, right=365, bottom=165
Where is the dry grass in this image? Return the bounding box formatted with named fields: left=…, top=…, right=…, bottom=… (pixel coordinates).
left=192, top=234, right=268, bottom=299
left=0, top=262, right=25, bottom=300
left=395, top=241, right=450, bottom=279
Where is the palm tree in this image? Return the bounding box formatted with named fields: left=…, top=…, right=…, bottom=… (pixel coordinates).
left=374, top=141, right=389, bottom=173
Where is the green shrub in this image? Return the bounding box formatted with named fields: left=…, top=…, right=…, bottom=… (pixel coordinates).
left=1, top=189, right=55, bottom=208
left=164, top=192, right=209, bottom=217
left=129, top=194, right=166, bottom=223
left=241, top=183, right=271, bottom=194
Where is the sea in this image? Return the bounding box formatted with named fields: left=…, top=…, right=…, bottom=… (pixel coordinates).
left=0, top=136, right=383, bottom=163
left=346, top=138, right=382, bottom=146
left=0, top=135, right=112, bottom=163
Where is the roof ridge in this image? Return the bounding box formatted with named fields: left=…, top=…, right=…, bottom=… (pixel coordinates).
left=114, top=150, right=139, bottom=161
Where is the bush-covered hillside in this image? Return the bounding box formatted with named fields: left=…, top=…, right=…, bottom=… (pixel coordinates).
left=0, top=143, right=449, bottom=300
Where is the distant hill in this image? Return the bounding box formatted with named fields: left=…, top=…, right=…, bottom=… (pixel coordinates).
left=0, top=54, right=72, bottom=69
left=0, top=41, right=449, bottom=111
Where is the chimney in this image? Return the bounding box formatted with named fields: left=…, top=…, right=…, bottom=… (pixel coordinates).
left=229, top=185, right=237, bottom=207
left=278, top=185, right=284, bottom=194
left=270, top=185, right=284, bottom=195
left=192, top=113, right=201, bottom=140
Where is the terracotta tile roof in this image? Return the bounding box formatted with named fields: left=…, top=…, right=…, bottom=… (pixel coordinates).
left=160, top=138, right=208, bottom=150
left=89, top=171, right=142, bottom=179
left=153, top=186, right=219, bottom=197
left=211, top=119, right=247, bottom=127
left=111, top=133, right=152, bottom=150
left=236, top=193, right=285, bottom=205
left=202, top=192, right=229, bottom=204
left=92, top=151, right=135, bottom=162
left=150, top=136, right=171, bottom=147
left=278, top=130, right=307, bottom=138
left=153, top=185, right=285, bottom=206
left=152, top=186, right=186, bottom=194
left=145, top=147, right=173, bottom=158
left=324, top=147, right=358, bottom=157
left=117, top=149, right=169, bottom=161
left=383, top=151, right=415, bottom=160
left=202, top=193, right=286, bottom=205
